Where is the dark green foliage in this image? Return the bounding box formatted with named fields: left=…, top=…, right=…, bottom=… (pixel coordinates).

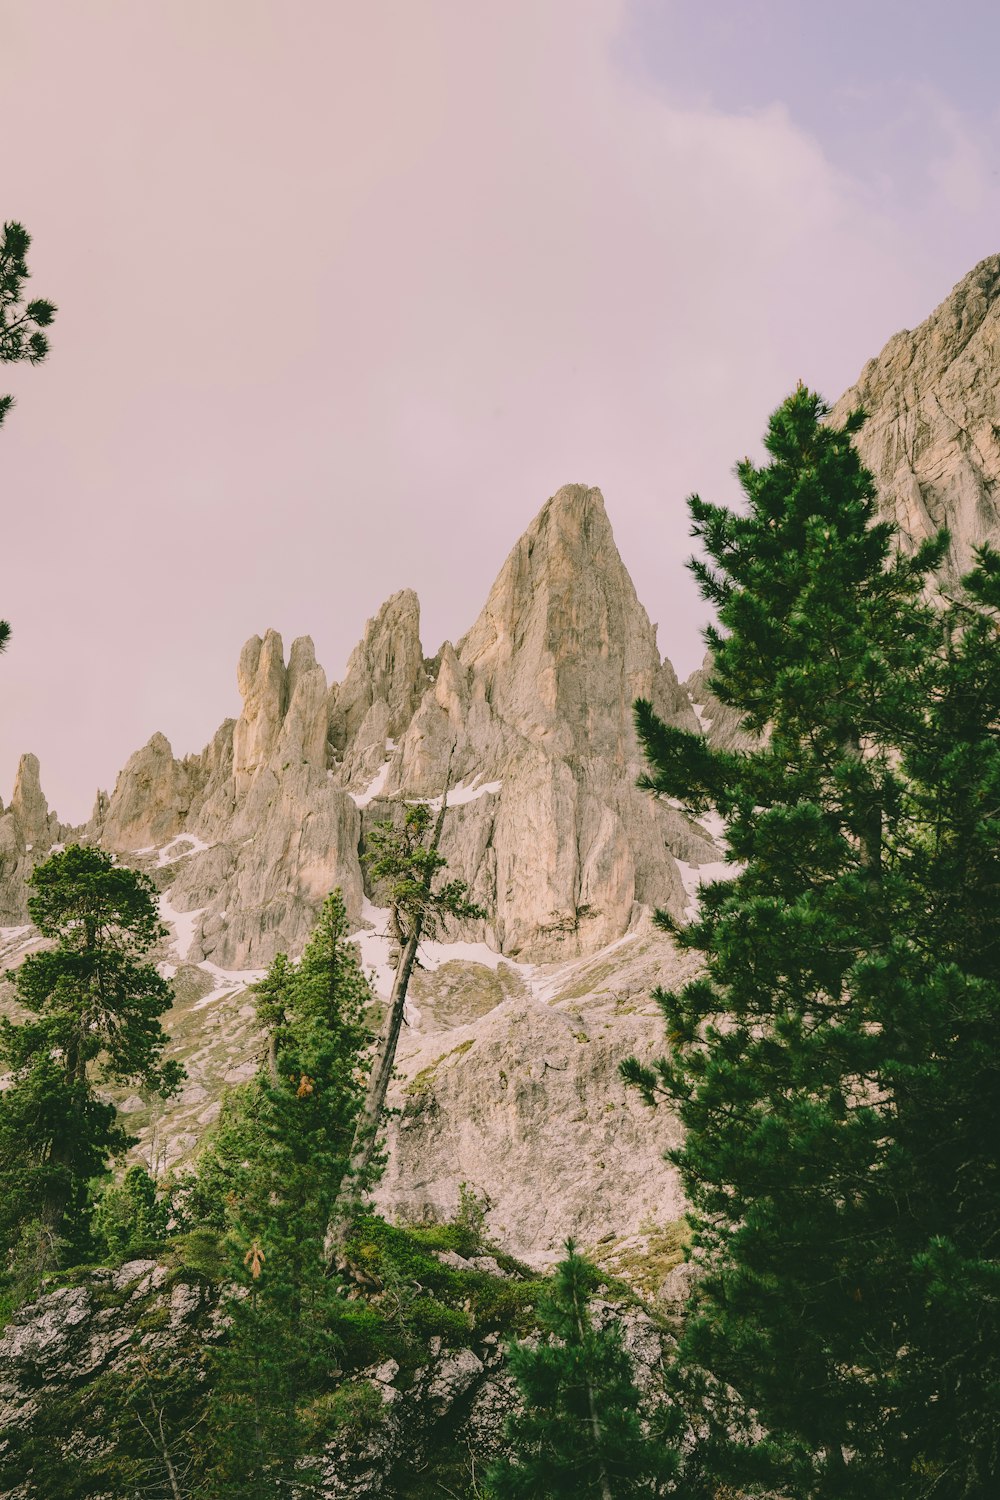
left=485, top=1243, right=681, bottom=1498
left=0, top=846, right=181, bottom=1270
left=623, top=387, right=1000, bottom=1497
left=1, top=219, right=57, bottom=651
left=92, top=1164, right=169, bottom=1260
left=344, top=1215, right=544, bottom=1352
left=196, top=890, right=374, bottom=1495
left=365, top=800, right=487, bottom=943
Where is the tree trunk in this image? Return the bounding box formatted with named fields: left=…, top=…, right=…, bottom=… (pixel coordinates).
left=351, top=917, right=424, bottom=1182
left=570, top=1274, right=614, bottom=1500
left=327, top=761, right=453, bottom=1258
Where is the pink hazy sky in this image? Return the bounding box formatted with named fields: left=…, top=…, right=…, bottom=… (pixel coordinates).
left=3, top=1, right=999, bottom=823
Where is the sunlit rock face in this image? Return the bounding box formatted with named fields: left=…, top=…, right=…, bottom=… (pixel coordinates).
left=0, top=754, right=68, bottom=925
left=832, top=254, right=1000, bottom=582
left=46, top=482, right=712, bottom=974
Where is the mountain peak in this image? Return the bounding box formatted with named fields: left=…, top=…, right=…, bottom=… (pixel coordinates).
left=833, top=254, right=1000, bottom=576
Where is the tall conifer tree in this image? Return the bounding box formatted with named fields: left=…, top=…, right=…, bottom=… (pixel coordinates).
left=0, top=845, right=181, bottom=1270
left=623, top=387, right=1000, bottom=1497
left=486, top=1242, right=681, bottom=1499
left=196, top=890, right=372, bottom=1496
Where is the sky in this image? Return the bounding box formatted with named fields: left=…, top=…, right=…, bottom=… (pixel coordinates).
left=2, top=0, right=999, bottom=823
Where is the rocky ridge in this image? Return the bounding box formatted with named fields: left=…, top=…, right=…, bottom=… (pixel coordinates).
left=3, top=258, right=999, bottom=1267
left=1, top=484, right=711, bottom=1266
left=0, top=1240, right=678, bottom=1498
left=833, top=253, right=1000, bottom=581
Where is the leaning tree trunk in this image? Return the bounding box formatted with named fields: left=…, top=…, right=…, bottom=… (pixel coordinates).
left=350, top=914, right=426, bottom=1183
left=327, top=766, right=453, bottom=1260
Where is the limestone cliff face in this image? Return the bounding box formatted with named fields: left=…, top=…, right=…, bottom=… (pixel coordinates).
left=98, top=733, right=205, bottom=853
left=39, top=483, right=711, bottom=973
left=329, top=587, right=428, bottom=784
left=0, top=755, right=65, bottom=924
left=154, top=631, right=363, bottom=971
left=831, top=254, right=1000, bottom=580
left=365, top=485, right=710, bottom=959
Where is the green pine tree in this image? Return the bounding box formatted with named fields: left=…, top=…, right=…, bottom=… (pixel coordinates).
left=92, top=1163, right=170, bottom=1261
left=0, top=845, right=182, bottom=1274
left=622, top=387, right=1000, bottom=1497
left=196, top=889, right=374, bottom=1496
left=1, top=218, right=57, bottom=653
left=485, top=1242, right=681, bottom=1499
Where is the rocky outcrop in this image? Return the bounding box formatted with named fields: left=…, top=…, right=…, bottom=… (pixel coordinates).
left=0, top=1259, right=219, bottom=1498
left=0, top=1253, right=673, bottom=1499
left=98, top=732, right=205, bottom=852
left=149, top=631, right=365, bottom=971
left=0, top=755, right=64, bottom=925
left=376, top=924, right=699, bottom=1264
left=831, top=254, right=1000, bottom=580
left=359, top=485, right=712, bottom=959
left=25, top=484, right=712, bottom=972
left=329, top=587, right=428, bottom=784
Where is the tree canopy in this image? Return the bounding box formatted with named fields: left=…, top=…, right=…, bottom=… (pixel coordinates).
left=0, top=845, right=180, bottom=1271
left=624, top=386, right=1000, bottom=1497
left=0, top=218, right=56, bottom=653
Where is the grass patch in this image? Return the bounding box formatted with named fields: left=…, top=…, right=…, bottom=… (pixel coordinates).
left=404, top=1037, right=476, bottom=1097
left=591, top=1219, right=692, bottom=1299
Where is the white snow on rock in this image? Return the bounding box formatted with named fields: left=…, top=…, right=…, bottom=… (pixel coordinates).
left=695, top=808, right=727, bottom=844
left=687, top=691, right=714, bottom=733
left=350, top=761, right=391, bottom=808
left=158, top=891, right=206, bottom=962
left=412, top=775, right=503, bottom=812
left=154, top=833, right=212, bottom=868
left=674, top=857, right=742, bottom=922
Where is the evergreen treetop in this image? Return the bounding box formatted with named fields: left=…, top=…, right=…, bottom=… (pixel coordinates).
left=486, top=1241, right=681, bottom=1499
left=0, top=846, right=180, bottom=1278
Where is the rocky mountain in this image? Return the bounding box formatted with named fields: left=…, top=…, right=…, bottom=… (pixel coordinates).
left=1, top=484, right=711, bottom=1266
left=832, top=252, right=1000, bottom=581
left=3, top=257, right=999, bottom=1269
left=690, top=253, right=1000, bottom=747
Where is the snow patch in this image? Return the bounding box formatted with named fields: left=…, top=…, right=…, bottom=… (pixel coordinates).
left=158, top=891, right=206, bottom=962
left=687, top=692, right=713, bottom=734
left=190, top=961, right=265, bottom=1011
left=695, top=809, right=727, bottom=844
left=410, top=774, right=503, bottom=812
left=155, top=833, right=212, bottom=868
left=349, top=900, right=398, bottom=1000
left=350, top=761, right=390, bottom=808
left=674, top=857, right=743, bottom=922
left=0, top=925, right=32, bottom=943
left=0, top=924, right=35, bottom=960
